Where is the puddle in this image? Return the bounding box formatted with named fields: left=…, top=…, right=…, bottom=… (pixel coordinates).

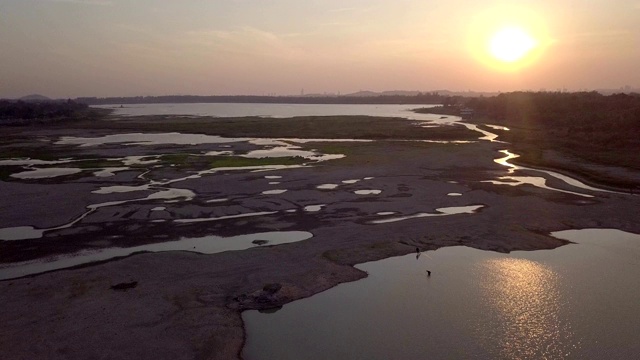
left=93, top=185, right=151, bottom=194
left=204, top=151, right=234, bottom=156
left=305, top=154, right=345, bottom=162
left=261, top=189, right=288, bottom=195
left=268, top=182, right=281, bottom=185
left=304, top=205, right=326, bottom=212
left=342, top=179, right=360, bottom=184
left=371, top=205, right=484, bottom=224
left=93, top=167, right=131, bottom=178
left=243, top=146, right=316, bottom=159
left=121, top=156, right=160, bottom=166
left=286, top=138, right=372, bottom=144
left=146, top=188, right=195, bottom=201
left=0, top=226, right=45, bottom=241
left=317, top=184, right=339, bottom=190
left=376, top=212, right=396, bottom=216
left=0, top=158, right=73, bottom=166
left=265, top=176, right=282, bottom=179
left=447, top=193, right=463, bottom=196
left=486, top=124, right=510, bottom=131
left=151, top=207, right=166, bottom=211
left=56, top=133, right=242, bottom=147
left=354, top=190, right=382, bottom=195
left=206, top=198, right=229, bottom=203
left=0, top=231, right=313, bottom=280
left=11, top=167, right=83, bottom=179
left=174, top=211, right=278, bottom=224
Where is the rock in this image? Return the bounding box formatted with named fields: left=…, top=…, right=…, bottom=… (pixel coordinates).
left=110, top=281, right=138, bottom=291
left=252, top=240, right=269, bottom=246
left=262, top=283, right=282, bottom=294
left=258, top=306, right=283, bottom=314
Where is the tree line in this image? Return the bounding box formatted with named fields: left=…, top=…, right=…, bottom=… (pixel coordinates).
left=465, top=91, right=640, bottom=130
left=76, top=93, right=448, bottom=105
left=0, top=100, right=89, bottom=124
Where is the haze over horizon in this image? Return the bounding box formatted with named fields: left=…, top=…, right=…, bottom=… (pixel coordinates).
left=2, top=0, right=639, bottom=99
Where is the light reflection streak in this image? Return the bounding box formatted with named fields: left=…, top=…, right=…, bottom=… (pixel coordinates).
left=476, top=258, right=576, bottom=359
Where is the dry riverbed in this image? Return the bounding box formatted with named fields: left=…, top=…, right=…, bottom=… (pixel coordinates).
left=1, top=115, right=639, bottom=359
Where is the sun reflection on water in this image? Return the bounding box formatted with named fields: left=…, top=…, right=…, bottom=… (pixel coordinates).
left=476, top=258, right=577, bottom=359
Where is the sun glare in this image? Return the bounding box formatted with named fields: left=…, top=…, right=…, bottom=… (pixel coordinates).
left=467, top=5, right=549, bottom=72
left=489, top=27, right=537, bottom=63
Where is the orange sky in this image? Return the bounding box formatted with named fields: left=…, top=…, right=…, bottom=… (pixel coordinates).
left=1, top=0, right=639, bottom=98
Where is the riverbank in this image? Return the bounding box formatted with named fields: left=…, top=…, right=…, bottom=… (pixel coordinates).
left=414, top=118, right=640, bottom=193
left=1, top=113, right=639, bottom=359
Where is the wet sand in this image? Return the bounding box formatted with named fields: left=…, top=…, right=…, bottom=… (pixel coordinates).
left=1, top=117, right=639, bottom=360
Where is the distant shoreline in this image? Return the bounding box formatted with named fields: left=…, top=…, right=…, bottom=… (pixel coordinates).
left=77, top=94, right=447, bottom=106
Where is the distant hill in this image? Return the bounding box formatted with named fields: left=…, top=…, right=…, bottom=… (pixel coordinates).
left=77, top=94, right=448, bottom=105
left=345, top=90, right=499, bottom=97
left=346, top=90, right=426, bottom=97
left=19, top=94, right=52, bottom=102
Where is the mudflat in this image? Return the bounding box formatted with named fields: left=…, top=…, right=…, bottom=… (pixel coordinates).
left=1, top=115, right=639, bottom=360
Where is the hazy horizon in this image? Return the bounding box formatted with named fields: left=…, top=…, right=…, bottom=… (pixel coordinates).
left=2, top=1, right=639, bottom=99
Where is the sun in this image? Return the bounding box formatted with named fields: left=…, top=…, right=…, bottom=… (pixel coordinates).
left=488, top=27, right=537, bottom=63
left=467, top=5, right=549, bottom=72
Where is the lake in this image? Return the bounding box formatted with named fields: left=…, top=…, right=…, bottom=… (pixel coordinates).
left=96, top=103, right=444, bottom=122
left=243, top=229, right=640, bottom=360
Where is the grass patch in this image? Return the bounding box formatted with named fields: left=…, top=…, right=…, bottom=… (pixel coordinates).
left=322, top=250, right=340, bottom=262
left=73, top=115, right=480, bottom=141
left=73, top=159, right=126, bottom=169
left=0, top=147, right=69, bottom=161
left=156, top=153, right=307, bottom=169
left=0, top=166, right=22, bottom=181
left=310, top=143, right=355, bottom=155
left=160, top=153, right=195, bottom=164
left=209, top=156, right=306, bottom=168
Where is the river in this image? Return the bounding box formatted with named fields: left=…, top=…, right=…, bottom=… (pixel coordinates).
left=243, top=229, right=640, bottom=359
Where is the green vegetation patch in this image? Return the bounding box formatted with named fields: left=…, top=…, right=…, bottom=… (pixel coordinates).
left=157, top=153, right=307, bottom=169
left=0, top=147, right=69, bottom=161
left=0, top=166, right=22, bottom=181
left=158, top=153, right=212, bottom=169
left=74, top=115, right=480, bottom=142
left=73, top=159, right=126, bottom=169
left=209, top=156, right=306, bottom=168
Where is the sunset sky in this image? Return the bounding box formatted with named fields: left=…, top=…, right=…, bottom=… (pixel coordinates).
left=1, top=0, right=639, bottom=98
